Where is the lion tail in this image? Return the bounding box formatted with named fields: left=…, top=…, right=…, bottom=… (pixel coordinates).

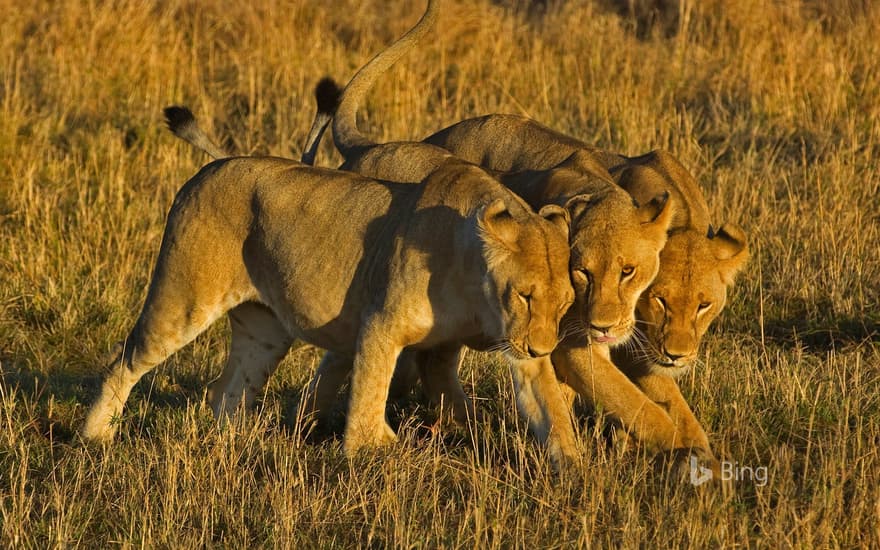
left=332, top=0, right=439, bottom=159
left=163, top=105, right=231, bottom=160
left=300, top=77, right=343, bottom=165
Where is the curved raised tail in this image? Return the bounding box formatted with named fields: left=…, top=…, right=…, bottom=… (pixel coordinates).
left=332, top=0, right=439, bottom=159
left=300, top=77, right=343, bottom=165
left=163, top=106, right=230, bottom=160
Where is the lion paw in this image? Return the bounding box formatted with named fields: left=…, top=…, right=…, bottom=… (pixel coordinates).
left=343, top=421, right=397, bottom=455
left=676, top=449, right=726, bottom=486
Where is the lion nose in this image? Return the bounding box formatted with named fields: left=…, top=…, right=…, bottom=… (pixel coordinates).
left=590, top=323, right=613, bottom=334
left=664, top=350, right=685, bottom=362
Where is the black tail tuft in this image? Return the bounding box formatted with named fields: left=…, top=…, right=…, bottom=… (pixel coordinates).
left=163, top=105, right=195, bottom=133
left=314, top=77, right=343, bottom=115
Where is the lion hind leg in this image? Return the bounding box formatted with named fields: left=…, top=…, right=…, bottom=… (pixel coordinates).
left=80, top=342, right=149, bottom=443
left=207, top=302, right=293, bottom=419
left=81, top=304, right=227, bottom=443
left=81, top=264, right=248, bottom=443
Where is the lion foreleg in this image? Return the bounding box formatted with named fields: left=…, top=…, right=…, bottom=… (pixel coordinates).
left=343, top=324, right=402, bottom=454
left=632, top=372, right=715, bottom=464
left=510, top=355, right=580, bottom=470
left=415, top=346, right=476, bottom=426
left=298, top=351, right=353, bottom=425
left=551, top=344, right=687, bottom=454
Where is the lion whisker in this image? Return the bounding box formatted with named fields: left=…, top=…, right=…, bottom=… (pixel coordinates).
left=558, top=322, right=588, bottom=341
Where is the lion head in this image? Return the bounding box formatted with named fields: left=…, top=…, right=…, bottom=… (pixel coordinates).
left=477, top=197, right=575, bottom=359
left=630, top=224, right=748, bottom=377
left=564, top=188, right=674, bottom=347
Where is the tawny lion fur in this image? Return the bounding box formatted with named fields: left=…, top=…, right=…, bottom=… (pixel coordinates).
left=164, top=0, right=583, bottom=466
left=301, top=81, right=750, bottom=470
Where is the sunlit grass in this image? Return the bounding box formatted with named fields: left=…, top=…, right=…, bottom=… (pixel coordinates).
left=1, top=0, right=878, bottom=546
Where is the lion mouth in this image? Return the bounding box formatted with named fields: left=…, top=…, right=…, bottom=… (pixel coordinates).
left=650, top=359, right=693, bottom=378
left=654, top=355, right=693, bottom=370
left=589, top=324, right=633, bottom=347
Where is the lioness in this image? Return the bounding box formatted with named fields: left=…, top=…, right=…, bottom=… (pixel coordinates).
left=608, top=150, right=749, bottom=458
left=80, top=133, right=576, bottom=456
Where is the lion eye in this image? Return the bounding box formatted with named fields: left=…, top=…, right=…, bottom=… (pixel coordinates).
left=621, top=266, right=635, bottom=279
left=654, top=296, right=667, bottom=310
left=573, top=268, right=592, bottom=284
left=697, top=302, right=712, bottom=314
left=518, top=291, right=531, bottom=306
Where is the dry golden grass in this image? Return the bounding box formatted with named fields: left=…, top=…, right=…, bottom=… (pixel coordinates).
left=1, top=0, right=879, bottom=546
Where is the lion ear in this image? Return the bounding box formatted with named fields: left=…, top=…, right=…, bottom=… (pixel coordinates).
left=479, top=198, right=520, bottom=249
left=562, top=193, right=594, bottom=226
left=636, top=190, right=673, bottom=232
left=712, top=222, right=749, bottom=285
left=538, top=204, right=570, bottom=240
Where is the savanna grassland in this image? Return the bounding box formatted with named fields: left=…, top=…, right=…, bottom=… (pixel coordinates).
left=1, top=0, right=879, bottom=547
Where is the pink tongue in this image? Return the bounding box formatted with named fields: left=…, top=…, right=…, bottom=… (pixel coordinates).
left=594, top=335, right=617, bottom=344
